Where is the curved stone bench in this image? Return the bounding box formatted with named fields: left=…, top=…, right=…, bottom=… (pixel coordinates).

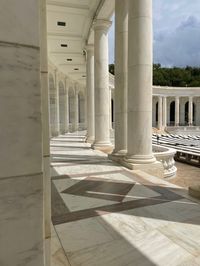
left=153, top=144, right=177, bottom=178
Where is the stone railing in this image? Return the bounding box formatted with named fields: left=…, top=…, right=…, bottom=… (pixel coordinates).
left=153, top=144, right=177, bottom=178
left=167, top=126, right=200, bottom=132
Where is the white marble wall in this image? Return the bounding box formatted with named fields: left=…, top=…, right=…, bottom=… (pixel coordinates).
left=0, top=1, right=45, bottom=265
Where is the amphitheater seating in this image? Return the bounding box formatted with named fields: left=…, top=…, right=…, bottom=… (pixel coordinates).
left=152, top=133, right=200, bottom=166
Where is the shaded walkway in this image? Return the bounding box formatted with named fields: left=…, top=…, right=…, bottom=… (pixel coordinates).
left=51, top=132, right=200, bottom=266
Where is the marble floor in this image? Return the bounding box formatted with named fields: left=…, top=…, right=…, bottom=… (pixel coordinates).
left=51, top=132, right=200, bottom=266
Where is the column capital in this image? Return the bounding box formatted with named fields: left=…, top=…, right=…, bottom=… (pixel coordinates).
left=189, top=96, right=193, bottom=101
left=85, top=44, right=94, bottom=52
left=93, top=19, right=112, bottom=32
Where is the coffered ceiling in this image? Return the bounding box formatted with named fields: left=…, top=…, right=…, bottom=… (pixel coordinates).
left=47, top=0, right=114, bottom=85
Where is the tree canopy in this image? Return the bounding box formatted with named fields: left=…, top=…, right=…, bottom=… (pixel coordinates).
left=109, top=64, right=200, bottom=87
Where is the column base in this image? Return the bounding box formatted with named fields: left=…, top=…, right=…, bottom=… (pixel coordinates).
left=86, top=136, right=95, bottom=144
left=123, top=161, right=164, bottom=179
left=108, top=149, right=127, bottom=163
left=124, top=154, right=156, bottom=165
left=52, top=131, right=60, bottom=137
left=121, top=155, right=164, bottom=178
left=92, top=141, right=113, bottom=153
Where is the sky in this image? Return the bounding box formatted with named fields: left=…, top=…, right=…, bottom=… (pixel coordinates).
left=108, top=0, right=200, bottom=67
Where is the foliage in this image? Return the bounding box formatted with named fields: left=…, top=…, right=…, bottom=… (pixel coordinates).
left=109, top=64, right=200, bottom=87
left=109, top=64, right=115, bottom=75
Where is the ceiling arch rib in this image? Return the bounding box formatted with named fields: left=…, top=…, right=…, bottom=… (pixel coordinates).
left=47, top=0, right=114, bottom=85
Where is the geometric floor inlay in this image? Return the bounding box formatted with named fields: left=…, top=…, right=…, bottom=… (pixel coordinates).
left=52, top=173, right=184, bottom=225
left=61, top=177, right=135, bottom=202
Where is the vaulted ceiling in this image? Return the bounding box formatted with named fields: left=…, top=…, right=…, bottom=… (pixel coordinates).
left=47, top=0, right=114, bottom=85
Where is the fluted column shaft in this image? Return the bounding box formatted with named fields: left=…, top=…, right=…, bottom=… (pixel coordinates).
left=93, top=19, right=112, bottom=148
left=113, top=0, right=128, bottom=155
left=126, top=0, right=155, bottom=164
left=189, top=96, right=193, bottom=125
left=86, top=45, right=95, bottom=142
left=175, top=96, right=180, bottom=126
left=158, top=96, right=163, bottom=129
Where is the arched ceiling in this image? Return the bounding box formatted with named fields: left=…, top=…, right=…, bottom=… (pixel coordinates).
left=47, top=0, right=114, bottom=86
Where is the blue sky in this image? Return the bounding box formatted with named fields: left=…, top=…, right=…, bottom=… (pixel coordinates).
left=108, top=0, right=200, bottom=67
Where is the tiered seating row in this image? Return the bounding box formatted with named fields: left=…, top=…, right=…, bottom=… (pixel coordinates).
left=152, top=133, right=200, bottom=167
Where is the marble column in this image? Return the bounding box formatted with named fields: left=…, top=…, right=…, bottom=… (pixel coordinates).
left=125, top=0, right=156, bottom=166
left=93, top=19, right=112, bottom=149
left=73, top=86, right=79, bottom=131
left=40, top=0, right=51, bottom=264
left=85, top=45, right=95, bottom=142
left=64, top=80, right=69, bottom=133
left=112, top=0, right=128, bottom=156
left=175, top=96, right=180, bottom=126
left=189, top=96, right=193, bottom=126
left=55, top=70, right=60, bottom=135
left=158, top=96, right=163, bottom=129
left=0, top=1, right=45, bottom=265
left=162, top=96, right=167, bottom=128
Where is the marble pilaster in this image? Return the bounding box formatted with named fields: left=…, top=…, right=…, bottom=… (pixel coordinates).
left=92, top=19, right=112, bottom=149
left=0, top=1, right=45, bottom=264
left=40, top=0, right=51, bottom=264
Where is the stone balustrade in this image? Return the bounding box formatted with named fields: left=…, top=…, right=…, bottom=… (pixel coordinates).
left=153, top=144, right=177, bottom=178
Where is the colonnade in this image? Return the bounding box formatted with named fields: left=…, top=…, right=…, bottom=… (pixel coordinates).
left=85, top=0, right=156, bottom=169
left=153, top=95, right=200, bottom=128
left=49, top=70, right=86, bottom=137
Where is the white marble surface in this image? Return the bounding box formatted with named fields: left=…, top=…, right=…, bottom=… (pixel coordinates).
left=0, top=174, right=44, bottom=265
left=67, top=231, right=193, bottom=266
left=51, top=134, right=200, bottom=266
left=55, top=217, right=115, bottom=253
left=51, top=225, right=70, bottom=266
left=0, top=0, right=39, bottom=46
left=0, top=44, right=42, bottom=178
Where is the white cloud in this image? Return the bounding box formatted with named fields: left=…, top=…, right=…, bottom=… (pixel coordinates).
left=153, top=0, right=200, bottom=66
left=109, top=1, right=200, bottom=66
